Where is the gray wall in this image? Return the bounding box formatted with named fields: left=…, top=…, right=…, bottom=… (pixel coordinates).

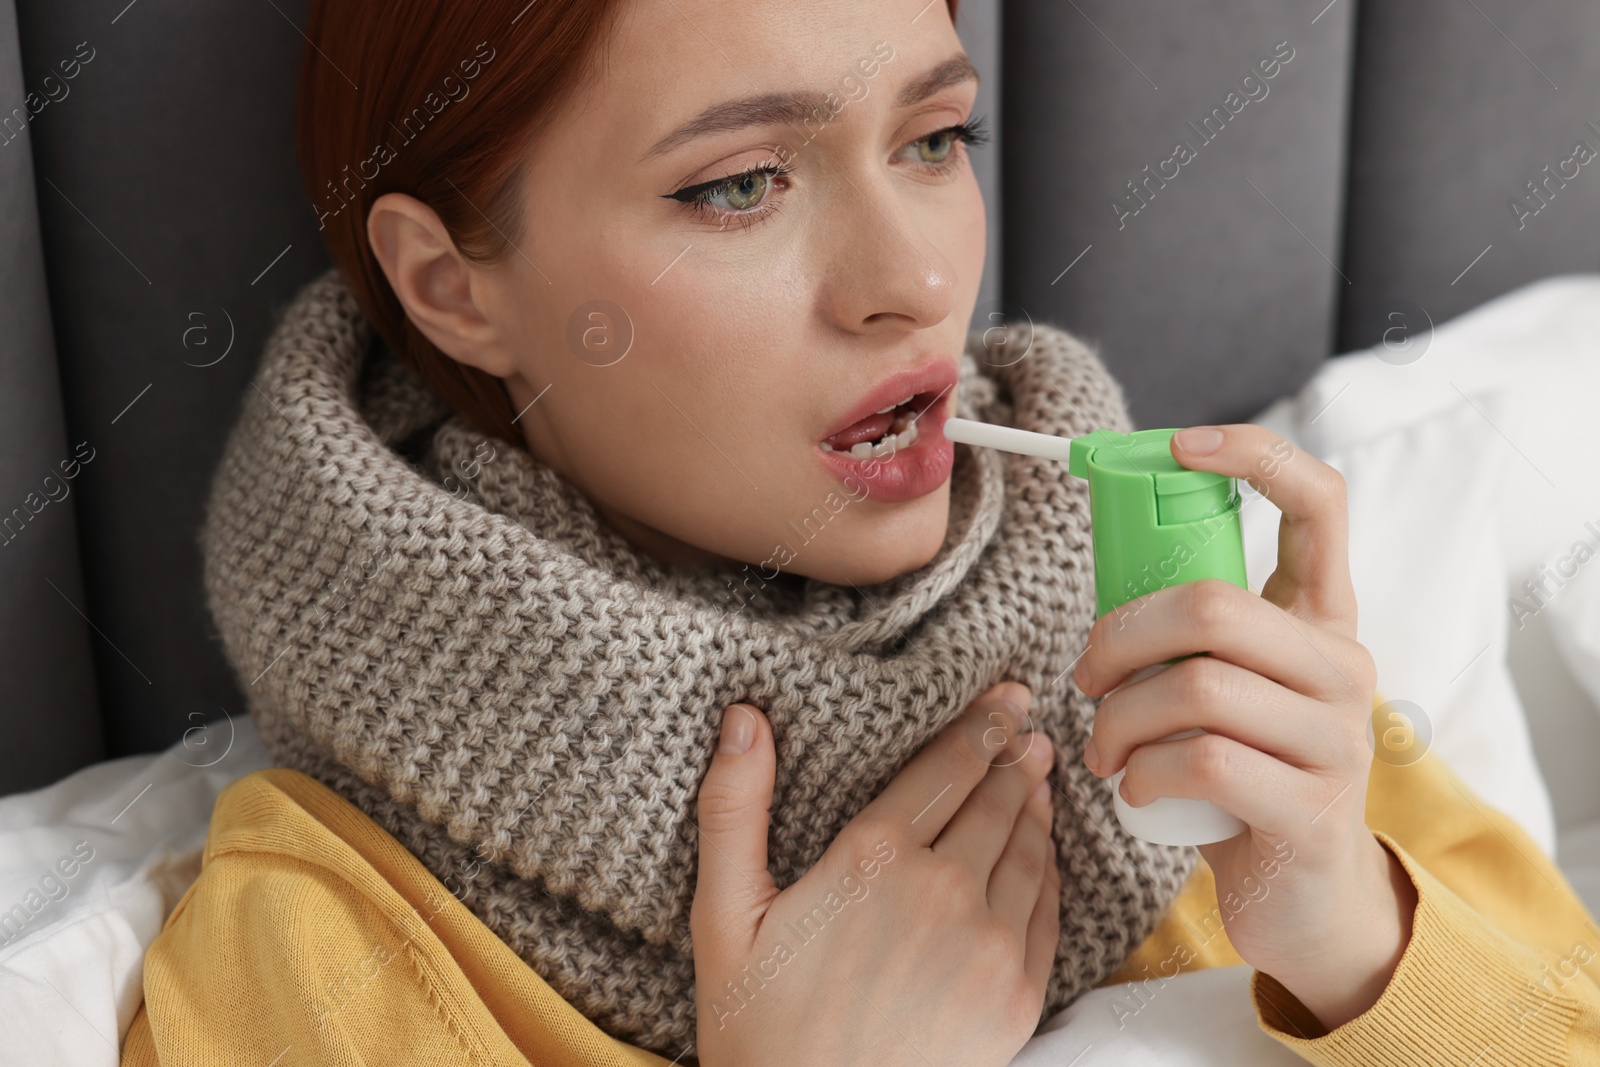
left=5, top=0, right=321, bottom=788
left=1338, top=1, right=1600, bottom=349
left=1001, top=0, right=1599, bottom=429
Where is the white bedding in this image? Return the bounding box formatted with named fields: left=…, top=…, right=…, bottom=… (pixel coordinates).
left=0, top=716, right=271, bottom=1060
left=4, top=274, right=1599, bottom=1065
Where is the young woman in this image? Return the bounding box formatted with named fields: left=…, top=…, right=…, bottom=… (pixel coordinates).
left=123, top=1, right=1600, bottom=1064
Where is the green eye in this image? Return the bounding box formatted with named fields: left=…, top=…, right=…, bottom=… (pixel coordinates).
left=904, top=115, right=990, bottom=170
left=665, top=160, right=792, bottom=227
left=719, top=169, right=772, bottom=212
left=916, top=128, right=959, bottom=164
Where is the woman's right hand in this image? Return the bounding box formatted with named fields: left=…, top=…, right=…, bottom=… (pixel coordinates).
left=690, top=681, right=1060, bottom=1067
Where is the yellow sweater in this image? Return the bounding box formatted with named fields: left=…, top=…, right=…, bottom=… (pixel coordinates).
left=122, top=695, right=1600, bottom=1066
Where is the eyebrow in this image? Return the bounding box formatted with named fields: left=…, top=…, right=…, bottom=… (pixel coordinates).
left=639, top=52, right=980, bottom=164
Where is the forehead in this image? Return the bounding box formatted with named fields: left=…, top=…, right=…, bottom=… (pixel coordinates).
left=552, top=0, right=966, bottom=163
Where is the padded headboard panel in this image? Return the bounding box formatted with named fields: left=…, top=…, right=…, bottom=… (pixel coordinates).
left=1002, top=0, right=1600, bottom=429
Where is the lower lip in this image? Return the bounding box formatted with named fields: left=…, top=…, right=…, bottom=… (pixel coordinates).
left=814, top=396, right=955, bottom=504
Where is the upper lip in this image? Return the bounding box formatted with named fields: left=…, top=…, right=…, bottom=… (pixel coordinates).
left=819, top=358, right=960, bottom=443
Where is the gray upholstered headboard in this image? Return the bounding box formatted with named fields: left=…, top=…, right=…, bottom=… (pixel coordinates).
left=2, top=0, right=1597, bottom=793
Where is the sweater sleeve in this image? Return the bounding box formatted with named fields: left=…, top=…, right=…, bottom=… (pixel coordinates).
left=1247, top=708, right=1600, bottom=1065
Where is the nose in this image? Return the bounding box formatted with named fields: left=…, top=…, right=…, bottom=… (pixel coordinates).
left=817, top=174, right=960, bottom=332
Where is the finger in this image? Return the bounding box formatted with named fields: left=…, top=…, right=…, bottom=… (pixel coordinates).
left=1170, top=423, right=1357, bottom=637
left=1076, top=579, right=1369, bottom=704
left=1116, top=731, right=1331, bottom=840
left=856, top=682, right=1034, bottom=848
left=690, top=704, right=779, bottom=962
left=1087, top=655, right=1349, bottom=778
left=985, top=778, right=1055, bottom=941
left=1021, top=834, right=1062, bottom=998
left=934, top=728, right=1053, bottom=877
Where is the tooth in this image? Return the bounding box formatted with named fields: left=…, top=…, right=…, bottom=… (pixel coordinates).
left=871, top=438, right=892, bottom=457
left=820, top=441, right=833, bottom=451
left=850, top=441, right=874, bottom=459
left=875, top=403, right=896, bottom=414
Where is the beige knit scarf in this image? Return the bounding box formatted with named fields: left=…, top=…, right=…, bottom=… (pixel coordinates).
left=200, top=265, right=1199, bottom=1055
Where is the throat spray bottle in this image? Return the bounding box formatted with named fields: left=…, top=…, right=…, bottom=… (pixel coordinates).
left=942, top=417, right=1250, bottom=846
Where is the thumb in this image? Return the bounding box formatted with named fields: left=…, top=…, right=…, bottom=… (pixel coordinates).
left=691, top=703, right=779, bottom=959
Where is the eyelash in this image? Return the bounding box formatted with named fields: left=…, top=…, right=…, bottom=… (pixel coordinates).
left=667, top=114, right=992, bottom=232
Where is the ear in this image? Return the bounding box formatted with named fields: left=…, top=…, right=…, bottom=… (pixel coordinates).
left=366, top=191, right=519, bottom=378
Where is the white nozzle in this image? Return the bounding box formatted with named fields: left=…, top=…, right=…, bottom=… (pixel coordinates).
left=941, top=416, right=1073, bottom=463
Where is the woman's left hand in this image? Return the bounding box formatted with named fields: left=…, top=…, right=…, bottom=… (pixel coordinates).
left=1074, top=423, right=1417, bottom=1033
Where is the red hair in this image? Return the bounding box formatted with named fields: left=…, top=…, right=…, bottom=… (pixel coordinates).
left=296, top=0, right=960, bottom=445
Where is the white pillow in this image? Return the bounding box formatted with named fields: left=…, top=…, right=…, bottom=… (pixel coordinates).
left=1549, top=573, right=1600, bottom=728
left=1012, top=966, right=1303, bottom=1066
left=1247, top=275, right=1600, bottom=838
left=1241, top=359, right=1557, bottom=858
left=0, top=713, right=270, bottom=1065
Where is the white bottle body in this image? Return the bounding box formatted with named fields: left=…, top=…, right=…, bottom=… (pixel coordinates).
left=1102, top=662, right=1248, bottom=846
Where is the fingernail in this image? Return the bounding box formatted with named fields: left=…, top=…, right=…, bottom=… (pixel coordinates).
left=1175, top=427, right=1224, bottom=454
left=1083, top=739, right=1100, bottom=775
left=1031, top=779, right=1050, bottom=805
left=719, top=705, right=755, bottom=755
left=1027, top=732, right=1053, bottom=764
left=1118, top=777, right=1132, bottom=803
left=1074, top=663, right=1091, bottom=691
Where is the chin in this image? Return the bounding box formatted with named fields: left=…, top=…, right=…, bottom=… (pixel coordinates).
left=802, top=496, right=951, bottom=586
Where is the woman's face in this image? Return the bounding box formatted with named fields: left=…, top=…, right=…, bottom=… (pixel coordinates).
left=376, top=0, right=985, bottom=588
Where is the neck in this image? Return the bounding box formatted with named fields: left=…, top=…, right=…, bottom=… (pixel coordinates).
left=589, top=497, right=742, bottom=570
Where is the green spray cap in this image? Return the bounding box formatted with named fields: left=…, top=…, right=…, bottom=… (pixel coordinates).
left=1066, top=428, right=1248, bottom=620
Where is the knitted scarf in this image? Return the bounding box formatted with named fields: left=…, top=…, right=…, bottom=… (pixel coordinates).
left=200, top=265, right=1199, bottom=1055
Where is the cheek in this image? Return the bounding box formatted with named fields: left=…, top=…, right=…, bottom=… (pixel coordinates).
left=953, top=174, right=987, bottom=292
left=637, top=252, right=812, bottom=460
left=535, top=264, right=786, bottom=525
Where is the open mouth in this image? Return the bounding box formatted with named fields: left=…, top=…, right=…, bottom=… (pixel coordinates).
left=819, top=392, right=941, bottom=460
